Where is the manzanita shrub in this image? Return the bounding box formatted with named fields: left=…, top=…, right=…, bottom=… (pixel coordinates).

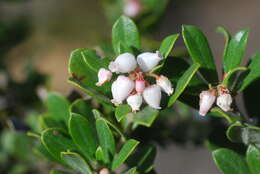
left=30, top=16, right=260, bottom=174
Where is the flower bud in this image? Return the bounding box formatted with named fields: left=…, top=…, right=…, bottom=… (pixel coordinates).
left=199, top=89, right=216, bottom=116
left=123, top=0, right=141, bottom=18
left=99, top=168, right=110, bottom=174
left=135, top=79, right=145, bottom=94
left=109, top=53, right=137, bottom=73
left=217, top=93, right=232, bottom=112
left=143, top=85, right=161, bottom=109
left=137, top=51, right=162, bottom=72
left=127, top=94, right=143, bottom=112
left=96, top=68, right=112, bottom=86
left=111, top=75, right=135, bottom=105
left=156, top=75, right=173, bottom=96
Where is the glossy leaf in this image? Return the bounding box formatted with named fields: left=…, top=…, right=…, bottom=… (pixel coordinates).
left=240, top=51, right=260, bottom=91
left=133, top=106, right=159, bottom=127
left=69, top=113, right=98, bottom=161
left=223, top=29, right=249, bottom=73
left=216, top=26, right=231, bottom=59
left=45, top=93, right=70, bottom=122
left=168, top=63, right=200, bottom=107
left=212, top=148, right=251, bottom=174
left=112, top=16, right=140, bottom=55
left=61, top=152, right=92, bottom=174
left=246, top=145, right=260, bottom=174
left=112, top=139, right=139, bottom=170
left=115, top=104, right=132, bottom=122
left=41, top=128, right=76, bottom=163
left=182, top=25, right=218, bottom=83
left=96, top=118, right=116, bottom=164
left=159, top=34, right=179, bottom=58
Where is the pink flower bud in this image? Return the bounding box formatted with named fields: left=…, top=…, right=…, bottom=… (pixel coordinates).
left=111, top=75, right=135, bottom=105
left=217, top=93, right=232, bottom=112
left=127, top=94, right=142, bottom=112
left=135, top=79, right=145, bottom=94
left=99, top=168, right=110, bottom=174
left=96, top=68, right=112, bottom=86
left=137, top=51, right=162, bottom=72
left=123, top=0, right=141, bottom=18
left=109, top=53, right=137, bottom=73
left=199, top=89, right=216, bottom=116
left=156, top=75, right=173, bottom=96
left=143, top=85, right=161, bottom=109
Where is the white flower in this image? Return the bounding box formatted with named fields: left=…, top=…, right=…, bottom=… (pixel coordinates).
left=96, top=68, right=112, bottom=86
left=111, top=75, right=135, bottom=105
left=109, top=53, right=137, bottom=73
left=127, top=94, right=142, bottom=112
left=143, top=85, right=161, bottom=109
left=135, top=79, right=145, bottom=94
left=199, top=90, right=216, bottom=116
left=156, top=75, right=173, bottom=96
left=123, top=0, right=141, bottom=17
left=217, top=93, right=232, bottom=112
left=99, top=168, right=110, bottom=174
left=137, top=51, right=162, bottom=72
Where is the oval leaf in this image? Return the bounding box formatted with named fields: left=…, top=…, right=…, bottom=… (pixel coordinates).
left=115, top=104, right=132, bottom=122
left=159, top=34, right=179, bottom=58
left=133, top=106, right=159, bottom=127
left=112, top=139, right=139, bottom=170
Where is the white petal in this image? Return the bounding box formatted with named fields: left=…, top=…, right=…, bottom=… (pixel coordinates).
left=127, top=94, right=143, bottom=111
left=96, top=68, right=112, bottom=86
left=137, top=51, right=162, bottom=72
left=109, top=53, right=137, bottom=73
left=199, top=90, right=216, bottom=116
left=156, top=75, right=174, bottom=96
left=217, top=94, right=232, bottom=112
left=143, top=85, right=161, bottom=109
left=111, top=75, right=135, bottom=105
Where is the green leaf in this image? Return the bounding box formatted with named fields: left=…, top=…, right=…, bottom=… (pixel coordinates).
left=96, top=118, right=116, bottom=164
left=168, top=63, right=200, bottom=107
left=216, top=26, right=231, bottom=59
left=112, top=139, right=139, bottom=170
left=240, top=51, right=260, bottom=91
left=127, top=145, right=156, bottom=173
left=33, top=142, right=60, bottom=163
left=115, top=104, right=132, bottom=122
left=124, top=167, right=137, bottom=174
left=210, top=107, right=238, bottom=124
left=41, top=128, right=76, bottom=163
left=246, top=145, right=260, bottom=174
left=61, top=152, right=93, bottom=174
left=95, top=146, right=105, bottom=163
left=133, top=106, right=159, bottom=127
left=222, top=66, right=248, bottom=89
left=182, top=25, right=218, bottom=83
left=39, top=114, right=66, bottom=130
left=212, top=148, right=251, bottom=174
left=45, top=93, right=70, bottom=122
left=69, top=113, right=98, bottom=161
left=112, top=16, right=141, bottom=55
left=159, top=34, right=179, bottom=58
left=223, top=29, right=249, bottom=73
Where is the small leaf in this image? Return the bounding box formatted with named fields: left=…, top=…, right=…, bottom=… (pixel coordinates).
left=69, top=113, right=98, bottom=161
left=159, top=34, right=179, bottom=58
left=95, top=146, right=105, bottom=163
left=168, top=63, right=200, bottom=107
left=133, top=106, right=159, bottom=127
left=124, top=167, right=137, bottom=174
left=212, top=148, right=251, bottom=174
left=96, top=118, right=116, bottom=164
left=115, top=104, right=132, bottom=122
left=112, top=139, right=139, bottom=170
left=240, top=51, right=260, bottom=91
left=45, top=93, right=70, bottom=122
left=41, top=128, right=76, bottom=163
left=216, top=26, right=231, bottom=59
left=182, top=25, right=218, bottom=83
left=223, top=29, right=249, bottom=73
left=112, top=16, right=141, bottom=55
left=246, top=145, right=260, bottom=174
left=61, top=152, right=93, bottom=174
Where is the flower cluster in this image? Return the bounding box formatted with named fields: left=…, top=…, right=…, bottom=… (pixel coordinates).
left=96, top=51, right=173, bottom=112
left=199, top=85, right=233, bottom=116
